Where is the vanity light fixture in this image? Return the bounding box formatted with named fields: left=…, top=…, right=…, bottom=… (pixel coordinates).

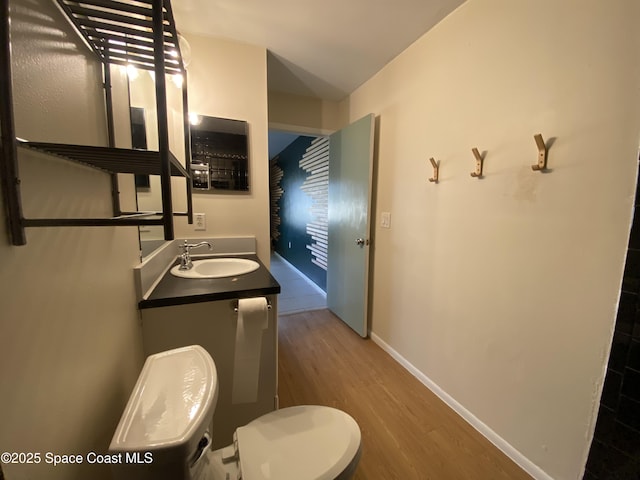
left=178, top=34, right=192, bottom=67
left=126, top=64, right=139, bottom=79
left=189, top=112, right=202, bottom=126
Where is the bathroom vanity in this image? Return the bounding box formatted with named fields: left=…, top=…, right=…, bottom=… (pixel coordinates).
left=135, top=237, right=280, bottom=449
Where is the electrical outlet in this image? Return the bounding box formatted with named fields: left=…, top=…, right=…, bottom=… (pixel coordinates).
left=194, top=213, right=206, bottom=231
left=381, top=212, right=391, bottom=228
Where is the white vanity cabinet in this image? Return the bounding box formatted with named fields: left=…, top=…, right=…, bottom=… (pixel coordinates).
left=140, top=295, right=278, bottom=449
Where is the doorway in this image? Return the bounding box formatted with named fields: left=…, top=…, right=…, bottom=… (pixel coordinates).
left=268, top=131, right=329, bottom=314
left=268, top=114, right=375, bottom=335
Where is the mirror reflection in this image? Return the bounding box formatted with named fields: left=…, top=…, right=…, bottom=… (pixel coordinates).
left=128, top=70, right=167, bottom=259
left=128, top=71, right=251, bottom=260
left=130, top=105, right=166, bottom=258
left=190, top=115, right=250, bottom=192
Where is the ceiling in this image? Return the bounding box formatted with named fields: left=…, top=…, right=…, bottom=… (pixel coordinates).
left=171, top=0, right=465, bottom=102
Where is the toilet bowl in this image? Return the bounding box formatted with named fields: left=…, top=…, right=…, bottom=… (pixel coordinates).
left=109, top=345, right=361, bottom=480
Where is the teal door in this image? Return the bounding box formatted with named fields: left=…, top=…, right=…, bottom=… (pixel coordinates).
left=327, top=114, right=375, bottom=337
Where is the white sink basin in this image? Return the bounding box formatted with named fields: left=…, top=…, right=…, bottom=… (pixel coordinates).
left=170, top=258, right=260, bottom=279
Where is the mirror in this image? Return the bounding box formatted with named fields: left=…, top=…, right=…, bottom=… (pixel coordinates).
left=127, top=70, right=250, bottom=260
left=130, top=105, right=165, bottom=258
left=190, top=115, right=250, bottom=192
left=128, top=69, right=171, bottom=260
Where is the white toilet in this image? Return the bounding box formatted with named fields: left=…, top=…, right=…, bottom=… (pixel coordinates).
left=109, top=345, right=361, bottom=480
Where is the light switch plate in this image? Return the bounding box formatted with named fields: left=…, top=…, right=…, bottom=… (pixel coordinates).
left=381, top=212, right=391, bottom=228
left=194, top=213, right=206, bottom=231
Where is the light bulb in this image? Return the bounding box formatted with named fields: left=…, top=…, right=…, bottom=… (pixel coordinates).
left=189, top=113, right=202, bottom=125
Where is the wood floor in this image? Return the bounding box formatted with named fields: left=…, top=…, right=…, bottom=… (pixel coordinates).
left=277, top=309, right=532, bottom=480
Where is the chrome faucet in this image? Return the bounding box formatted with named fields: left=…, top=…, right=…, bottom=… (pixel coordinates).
left=178, top=240, right=212, bottom=270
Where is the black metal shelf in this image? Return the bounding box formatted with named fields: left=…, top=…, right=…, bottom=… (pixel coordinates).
left=22, top=216, right=165, bottom=228
left=0, top=0, right=194, bottom=245
left=19, top=141, right=190, bottom=177
left=55, top=0, right=182, bottom=74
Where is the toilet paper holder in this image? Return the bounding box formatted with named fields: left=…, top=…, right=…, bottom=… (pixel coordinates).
left=232, top=299, right=272, bottom=313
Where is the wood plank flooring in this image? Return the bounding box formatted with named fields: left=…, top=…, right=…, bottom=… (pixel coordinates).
left=278, top=309, right=532, bottom=480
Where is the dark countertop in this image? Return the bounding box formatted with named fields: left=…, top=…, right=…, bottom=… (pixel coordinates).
left=139, top=254, right=281, bottom=309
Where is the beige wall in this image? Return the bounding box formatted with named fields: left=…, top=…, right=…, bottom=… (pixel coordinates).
left=344, top=1, right=640, bottom=479
left=174, top=34, right=271, bottom=263
left=268, top=90, right=346, bottom=134
left=0, top=1, right=144, bottom=479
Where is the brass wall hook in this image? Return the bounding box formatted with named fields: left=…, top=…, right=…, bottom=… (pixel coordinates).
left=428, top=157, right=439, bottom=183
left=470, top=148, right=484, bottom=178
left=532, top=134, right=548, bottom=171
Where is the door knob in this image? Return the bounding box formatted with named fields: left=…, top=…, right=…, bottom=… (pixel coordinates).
left=355, top=238, right=368, bottom=246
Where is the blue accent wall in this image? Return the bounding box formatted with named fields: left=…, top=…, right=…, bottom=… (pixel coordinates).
left=274, top=136, right=326, bottom=291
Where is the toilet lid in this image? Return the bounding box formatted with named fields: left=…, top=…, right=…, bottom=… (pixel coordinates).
left=236, top=405, right=361, bottom=480
left=109, top=345, right=217, bottom=451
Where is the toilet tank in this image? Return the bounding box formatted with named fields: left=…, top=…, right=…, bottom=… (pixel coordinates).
left=109, top=345, right=218, bottom=480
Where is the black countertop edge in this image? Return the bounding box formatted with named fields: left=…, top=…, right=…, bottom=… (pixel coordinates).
left=138, top=254, right=281, bottom=310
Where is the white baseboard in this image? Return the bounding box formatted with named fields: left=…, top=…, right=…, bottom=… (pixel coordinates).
left=370, top=332, right=553, bottom=480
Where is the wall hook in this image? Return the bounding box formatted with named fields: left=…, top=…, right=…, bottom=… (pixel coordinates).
left=428, top=157, right=439, bottom=183
left=532, top=134, right=548, bottom=171
left=470, top=148, right=484, bottom=178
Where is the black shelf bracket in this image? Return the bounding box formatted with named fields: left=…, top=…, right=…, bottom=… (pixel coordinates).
left=0, top=0, right=25, bottom=245
left=153, top=0, right=174, bottom=241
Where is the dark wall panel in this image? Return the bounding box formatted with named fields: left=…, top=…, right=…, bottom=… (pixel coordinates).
left=272, top=136, right=326, bottom=291
left=585, top=166, right=640, bottom=479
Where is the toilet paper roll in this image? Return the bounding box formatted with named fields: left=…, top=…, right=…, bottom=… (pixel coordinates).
left=231, top=297, right=269, bottom=404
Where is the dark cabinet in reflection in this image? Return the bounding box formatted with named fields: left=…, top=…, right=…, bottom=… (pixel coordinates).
left=190, top=116, right=249, bottom=192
